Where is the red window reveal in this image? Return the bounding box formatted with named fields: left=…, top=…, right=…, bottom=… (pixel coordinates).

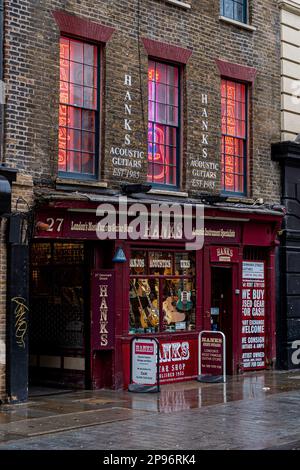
left=221, top=79, right=247, bottom=194
left=59, top=37, right=98, bottom=177
left=148, top=61, right=179, bottom=187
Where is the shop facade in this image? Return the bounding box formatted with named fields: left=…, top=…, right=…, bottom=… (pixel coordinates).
left=30, top=199, right=282, bottom=389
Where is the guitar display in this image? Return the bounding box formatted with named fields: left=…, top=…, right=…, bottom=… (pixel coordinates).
left=176, top=276, right=193, bottom=312
left=137, top=280, right=159, bottom=328
left=163, top=296, right=186, bottom=325
left=130, top=280, right=149, bottom=329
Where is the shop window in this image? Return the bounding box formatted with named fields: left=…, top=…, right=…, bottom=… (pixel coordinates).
left=221, top=79, right=247, bottom=195
left=147, top=60, right=180, bottom=187
left=129, top=250, right=195, bottom=334
left=220, top=0, right=247, bottom=24
left=58, top=37, right=99, bottom=179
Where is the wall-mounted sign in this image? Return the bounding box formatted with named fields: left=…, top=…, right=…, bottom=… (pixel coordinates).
left=198, top=331, right=226, bottom=383
left=241, top=261, right=266, bottom=370
left=91, top=270, right=115, bottom=350
left=242, top=262, right=264, bottom=280
left=210, top=246, right=239, bottom=263
left=129, top=337, right=159, bottom=393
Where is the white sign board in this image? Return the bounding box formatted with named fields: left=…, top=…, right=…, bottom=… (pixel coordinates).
left=132, top=338, right=158, bottom=386
left=242, top=261, right=264, bottom=280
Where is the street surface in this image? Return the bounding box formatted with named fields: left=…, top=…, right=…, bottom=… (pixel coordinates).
left=0, top=370, right=300, bottom=450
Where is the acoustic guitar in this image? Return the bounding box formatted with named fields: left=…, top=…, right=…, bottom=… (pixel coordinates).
left=163, top=296, right=186, bottom=325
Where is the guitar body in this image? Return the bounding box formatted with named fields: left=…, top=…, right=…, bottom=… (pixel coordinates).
left=139, top=306, right=149, bottom=329
left=163, top=297, right=186, bottom=325
left=176, top=289, right=193, bottom=312
left=147, top=307, right=159, bottom=327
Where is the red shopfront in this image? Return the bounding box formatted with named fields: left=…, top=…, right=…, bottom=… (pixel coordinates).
left=30, top=200, right=282, bottom=389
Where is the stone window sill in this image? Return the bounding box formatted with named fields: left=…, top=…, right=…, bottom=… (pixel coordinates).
left=165, top=0, right=191, bottom=10
left=148, top=188, right=188, bottom=198
left=56, top=177, right=108, bottom=189
left=219, top=16, right=256, bottom=32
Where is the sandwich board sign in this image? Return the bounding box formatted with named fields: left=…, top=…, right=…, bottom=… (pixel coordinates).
left=129, top=337, right=160, bottom=393
left=197, top=331, right=226, bottom=383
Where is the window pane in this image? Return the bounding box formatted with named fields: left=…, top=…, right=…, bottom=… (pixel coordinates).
left=68, top=107, right=81, bottom=129
left=130, top=251, right=147, bottom=275
left=82, top=110, right=95, bottom=131
left=167, top=65, right=179, bottom=87
left=70, top=62, right=83, bottom=85
left=129, top=279, right=159, bottom=334
left=82, top=154, right=94, bottom=175
left=59, top=38, right=98, bottom=177
left=69, top=84, right=83, bottom=107
left=149, top=251, right=173, bottom=275
left=221, top=79, right=247, bottom=193
left=67, top=151, right=81, bottom=173
left=162, top=278, right=195, bottom=332
left=68, top=129, right=81, bottom=151
left=175, top=253, right=196, bottom=276
left=70, top=40, right=83, bottom=63
left=156, top=62, right=167, bottom=84
left=147, top=61, right=179, bottom=186
left=84, top=44, right=95, bottom=66
left=82, top=131, right=95, bottom=153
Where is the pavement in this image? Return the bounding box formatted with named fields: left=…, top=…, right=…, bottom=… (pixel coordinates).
left=0, top=370, right=300, bottom=450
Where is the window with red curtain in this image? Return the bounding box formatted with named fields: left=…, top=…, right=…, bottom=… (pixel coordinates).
left=221, top=79, right=247, bottom=194
left=59, top=37, right=98, bottom=177
left=148, top=61, right=179, bottom=187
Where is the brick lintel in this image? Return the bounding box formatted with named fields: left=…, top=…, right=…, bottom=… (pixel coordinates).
left=53, top=10, right=115, bottom=43
left=215, top=59, right=257, bottom=83
left=142, top=38, right=192, bottom=64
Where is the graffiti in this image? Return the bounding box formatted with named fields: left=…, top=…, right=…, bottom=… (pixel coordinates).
left=12, top=297, right=28, bottom=349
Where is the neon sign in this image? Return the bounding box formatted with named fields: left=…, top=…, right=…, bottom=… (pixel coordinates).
left=148, top=69, right=160, bottom=82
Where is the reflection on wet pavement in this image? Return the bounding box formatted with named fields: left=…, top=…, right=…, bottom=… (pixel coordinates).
left=0, top=370, right=299, bottom=444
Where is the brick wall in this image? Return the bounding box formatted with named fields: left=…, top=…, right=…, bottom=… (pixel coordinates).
left=1, top=0, right=282, bottom=202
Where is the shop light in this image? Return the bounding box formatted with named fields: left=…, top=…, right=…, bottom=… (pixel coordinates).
left=112, top=247, right=127, bottom=263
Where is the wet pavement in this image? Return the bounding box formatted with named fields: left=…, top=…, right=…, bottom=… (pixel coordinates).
left=0, top=370, right=299, bottom=449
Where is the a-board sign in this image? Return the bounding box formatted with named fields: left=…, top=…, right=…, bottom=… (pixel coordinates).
left=197, top=331, right=226, bottom=383
left=128, top=337, right=160, bottom=393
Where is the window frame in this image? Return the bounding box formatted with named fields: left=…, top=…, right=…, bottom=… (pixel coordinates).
left=58, top=36, right=101, bottom=181
left=129, top=249, right=196, bottom=335
left=147, top=59, right=181, bottom=189
left=220, top=0, right=248, bottom=24
left=221, top=78, right=248, bottom=197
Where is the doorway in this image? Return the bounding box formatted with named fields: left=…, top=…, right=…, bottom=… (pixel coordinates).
left=211, top=266, right=233, bottom=374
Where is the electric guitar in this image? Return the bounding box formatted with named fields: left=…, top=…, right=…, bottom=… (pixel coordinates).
left=138, top=280, right=159, bottom=328
left=131, top=281, right=149, bottom=329
left=176, top=277, right=193, bottom=312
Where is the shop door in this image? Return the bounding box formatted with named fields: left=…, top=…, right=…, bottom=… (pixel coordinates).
left=211, top=267, right=233, bottom=374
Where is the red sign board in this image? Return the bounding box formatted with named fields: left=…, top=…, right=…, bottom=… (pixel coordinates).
left=199, top=331, right=225, bottom=379
left=34, top=210, right=241, bottom=244
left=159, top=338, right=197, bottom=384
left=91, top=270, right=115, bottom=350
left=210, top=246, right=239, bottom=263
left=241, top=262, right=266, bottom=370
